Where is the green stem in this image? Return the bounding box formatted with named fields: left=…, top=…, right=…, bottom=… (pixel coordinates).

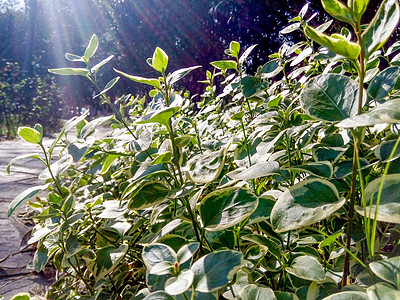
left=342, top=21, right=365, bottom=288
left=286, top=231, right=291, bottom=251
left=167, top=121, right=184, bottom=184
left=342, top=135, right=360, bottom=287
left=308, top=228, right=367, bottom=269
left=59, top=234, right=94, bottom=295
left=201, top=228, right=214, bottom=252
left=182, top=196, right=203, bottom=252
left=194, top=121, right=203, bottom=154
left=356, top=148, right=372, bottom=259
left=89, top=76, right=154, bottom=159
left=108, top=274, right=122, bottom=299
left=40, top=143, right=64, bottom=196
left=240, top=119, right=252, bottom=167
left=370, top=135, right=400, bottom=259
left=191, top=287, right=196, bottom=300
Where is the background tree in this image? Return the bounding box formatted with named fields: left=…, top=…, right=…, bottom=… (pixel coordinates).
left=0, top=0, right=390, bottom=137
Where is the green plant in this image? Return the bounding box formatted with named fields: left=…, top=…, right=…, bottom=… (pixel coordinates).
left=0, top=61, right=63, bottom=138
left=7, top=1, right=400, bottom=299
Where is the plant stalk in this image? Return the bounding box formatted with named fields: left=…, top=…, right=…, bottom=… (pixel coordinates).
left=342, top=22, right=365, bottom=288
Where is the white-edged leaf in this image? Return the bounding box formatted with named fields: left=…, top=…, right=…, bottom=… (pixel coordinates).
left=84, top=34, right=99, bottom=59
left=286, top=256, right=326, bottom=281
left=337, top=99, right=400, bottom=128
left=48, top=67, right=89, bottom=77
left=94, top=77, right=120, bottom=98
left=79, top=115, right=112, bottom=139
left=271, top=179, right=345, bottom=232
left=191, top=250, right=243, bottom=293
left=355, top=174, right=400, bottom=223
left=114, top=68, right=161, bottom=89
left=92, top=55, right=114, bottom=73
left=199, top=188, right=258, bottom=231
left=7, top=153, right=41, bottom=174
left=232, top=161, right=280, bottom=180
left=165, top=270, right=194, bottom=296
left=39, top=155, right=73, bottom=180
left=7, top=184, right=49, bottom=217
left=142, top=243, right=177, bottom=270
left=167, top=66, right=201, bottom=86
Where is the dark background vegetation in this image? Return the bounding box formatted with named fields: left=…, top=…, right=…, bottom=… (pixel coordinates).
left=0, top=0, right=384, bottom=137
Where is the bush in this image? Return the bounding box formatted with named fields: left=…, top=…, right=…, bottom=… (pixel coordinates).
left=6, top=1, right=400, bottom=299
left=0, top=61, right=63, bottom=138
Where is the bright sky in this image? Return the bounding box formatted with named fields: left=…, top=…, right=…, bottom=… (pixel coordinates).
left=1, top=0, right=25, bottom=12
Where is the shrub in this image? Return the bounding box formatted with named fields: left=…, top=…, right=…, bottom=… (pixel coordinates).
left=0, top=61, right=63, bottom=138
left=6, top=1, right=400, bottom=299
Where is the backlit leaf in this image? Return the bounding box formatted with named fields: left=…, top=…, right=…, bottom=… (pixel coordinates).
left=18, top=127, right=41, bottom=144
left=48, top=67, right=89, bottom=77
left=348, top=0, right=370, bottom=20
left=9, top=293, right=31, bottom=300
left=92, top=55, right=114, bottom=73
left=65, top=53, right=84, bottom=62
left=239, top=44, right=257, bottom=65
left=7, top=153, right=41, bottom=174
left=79, top=115, right=112, bottom=138
left=321, top=0, right=354, bottom=24
left=84, top=34, right=99, bottom=59
left=114, top=68, right=161, bottom=89
left=152, top=47, right=169, bottom=72
left=362, top=0, right=400, bottom=58
left=136, top=106, right=180, bottom=127
left=229, top=41, right=240, bottom=58
left=94, top=77, right=120, bottom=98
left=210, top=60, right=237, bottom=70
left=305, top=26, right=360, bottom=60
left=167, top=66, right=201, bottom=86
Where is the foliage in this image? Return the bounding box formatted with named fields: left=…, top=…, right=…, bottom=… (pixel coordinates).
left=0, top=61, right=63, bottom=138
left=6, top=1, right=400, bottom=299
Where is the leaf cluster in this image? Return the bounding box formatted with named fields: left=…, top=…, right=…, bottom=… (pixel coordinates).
left=6, top=1, right=400, bottom=299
